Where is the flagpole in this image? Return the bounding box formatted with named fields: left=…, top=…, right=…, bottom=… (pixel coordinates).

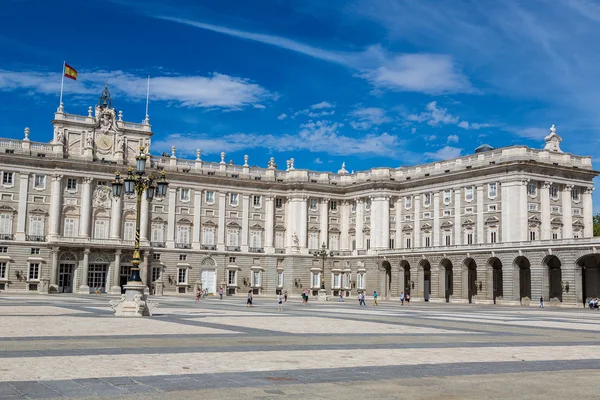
left=58, top=61, right=65, bottom=111
left=144, top=75, right=150, bottom=123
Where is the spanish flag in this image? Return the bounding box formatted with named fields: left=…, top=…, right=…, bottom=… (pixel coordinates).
left=64, top=63, right=77, bottom=80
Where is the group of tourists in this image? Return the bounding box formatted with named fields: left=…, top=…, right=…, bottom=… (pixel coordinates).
left=400, top=291, right=411, bottom=305
left=586, top=297, right=600, bottom=309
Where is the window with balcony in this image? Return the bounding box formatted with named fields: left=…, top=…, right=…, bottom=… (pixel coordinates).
left=275, top=231, right=285, bottom=249
left=253, top=195, right=262, bottom=207
left=527, top=182, right=537, bottom=196
left=28, top=215, right=44, bottom=240
left=275, top=198, right=283, bottom=209
left=250, top=230, right=262, bottom=249
left=179, top=188, right=190, bottom=202
left=0, top=213, right=12, bottom=238
left=424, top=193, right=431, bottom=206
left=63, top=217, right=78, bottom=237
left=34, top=174, right=46, bottom=189
left=205, top=191, right=215, bottom=204
left=66, top=178, right=77, bottom=191
left=330, top=201, right=337, bottom=211
left=230, top=193, right=239, bottom=206
left=329, top=233, right=340, bottom=251
left=227, top=228, right=240, bottom=247
left=28, top=263, right=40, bottom=281
left=405, top=196, right=412, bottom=209
left=202, top=227, right=216, bottom=246
left=176, top=224, right=191, bottom=247
left=308, top=232, right=319, bottom=250
left=123, top=221, right=135, bottom=241
left=572, top=188, right=580, bottom=201
left=151, top=223, right=165, bottom=245
left=488, top=182, right=497, bottom=198
left=465, top=186, right=474, bottom=201
left=93, top=219, right=107, bottom=240
left=309, top=198, right=318, bottom=210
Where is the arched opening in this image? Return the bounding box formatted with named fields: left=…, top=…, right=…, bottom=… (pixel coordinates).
left=401, top=260, right=411, bottom=296
left=381, top=261, right=392, bottom=298
left=577, top=254, right=600, bottom=305
left=440, top=259, right=453, bottom=302
left=545, top=255, right=562, bottom=301
left=465, top=258, right=477, bottom=303
left=200, top=257, right=217, bottom=294
left=489, top=257, right=503, bottom=304
left=515, top=256, right=531, bottom=301
left=420, top=260, right=431, bottom=301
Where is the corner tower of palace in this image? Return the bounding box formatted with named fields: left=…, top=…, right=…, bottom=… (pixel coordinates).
left=0, top=88, right=599, bottom=307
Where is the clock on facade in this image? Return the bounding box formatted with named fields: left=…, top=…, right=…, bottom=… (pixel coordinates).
left=95, top=134, right=112, bottom=151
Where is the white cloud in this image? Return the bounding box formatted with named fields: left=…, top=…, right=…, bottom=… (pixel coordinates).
left=408, top=101, right=459, bottom=126
left=308, top=110, right=335, bottom=117
left=0, top=69, right=272, bottom=110
left=349, top=107, right=391, bottom=130
left=424, top=146, right=463, bottom=160
left=314, top=158, right=323, bottom=164
left=514, top=127, right=548, bottom=140
left=458, top=121, right=492, bottom=130
left=277, top=113, right=288, bottom=120
left=411, top=127, right=417, bottom=134
left=311, top=101, right=334, bottom=109
left=447, top=134, right=459, bottom=144
left=153, top=120, right=406, bottom=158
left=424, top=135, right=437, bottom=142
left=157, top=16, right=473, bottom=95
left=253, top=104, right=266, bottom=109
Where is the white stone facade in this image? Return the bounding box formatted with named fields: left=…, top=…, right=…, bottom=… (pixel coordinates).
left=0, top=93, right=599, bottom=306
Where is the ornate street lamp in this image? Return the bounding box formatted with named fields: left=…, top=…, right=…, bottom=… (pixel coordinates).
left=109, top=146, right=168, bottom=316
left=314, top=242, right=333, bottom=297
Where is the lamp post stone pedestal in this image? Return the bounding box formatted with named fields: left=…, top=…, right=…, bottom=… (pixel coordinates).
left=110, top=282, right=158, bottom=316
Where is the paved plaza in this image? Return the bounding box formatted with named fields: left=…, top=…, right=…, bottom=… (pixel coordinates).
left=0, top=295, right=599, bottom=399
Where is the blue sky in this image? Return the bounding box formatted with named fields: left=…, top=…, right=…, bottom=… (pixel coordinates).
left=1, top=0, right=600, bottom=207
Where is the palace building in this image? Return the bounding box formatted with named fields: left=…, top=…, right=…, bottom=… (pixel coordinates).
left=0, top=86, right=599, bottom=306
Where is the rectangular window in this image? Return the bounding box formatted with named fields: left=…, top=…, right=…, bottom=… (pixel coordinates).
left=63, top=218, right=77, bottom=237
left=389, top=199, right=395, bottom=209
left=180, top=188, right=190, bottom=202
left=0, top=247, right=7, bottom=253
left=177, top=268, right=188, bottom=284
left=253, top=195, right=262, bottom=207
left=329, top=234, right=340, bottom=251
left=205, top=191, right=215, bottom=203
left=34, top=174, right=46, bottom=189
left=333, top=273, right=341, bottom=288
left=29, top=215, right=44, bottom=236
left=123, top=221, right=135, bottom=241
left=277, top=271, right=284, bottom=287
left=465, top=207, right=474, bottom=214
left=572, top=188, right=580, bottom=201
left=94, top=219, right=106, bottom=239
left=202, top=227, right=215, bottom=245
left=445, top=235, right=451, bottom=246
left=528, top=203, right=538, bottom=211
left=30, top=248, right=40, bottom=255
left=152, top=253, right=161, bottom=260
left=550, top=185, right=558, bottom=199
left=351, top=202, right=357, bottom=213
left=0, top=262, right=5, bottom=279
left=389, top=238, right=395, bottom=249
left=330, top=201, right=337, bottom=211
left=488, top=183, right=497, bottom=198
left=406, top=237, right=412, bottom=248
left=527, top=182, right=536, bottom=196
left=365, top=199, right=371, bottom=211
left=488, top=204, right=497, bottom=212
left=529, top=231, right=536, bottom=241
left=309, top=198, right=318, bottom=210
left=424, top=193, right=431, bottom=206
left=253, top=271, right=262, bottom=287
left=250, top=230, right=262, bottom=248
left=443, top=190, right=452, bottom=205
left=2, top=172, right=14, bottom=186
left=97, top=181, right=107, bottom=186
left=227, top=229, right=240, bottom=246
left=490, top=231, right=497, bottom=243
left=443, top=210, right=451, bottom=217
left=28, top=263, right=40, bottom=281
left=151, top=224, right=164, bottom=242
left=366, top=238, right=370, bottom=250
left=425, top=236, right=431, bottom=247
left=312, top=272, right=320, bottom=288
left=179, top=254, right=187, bottom=261
left=67, top=178, right=77, bottom=191
left=404, top=215, right=412, bottom=221
left=573, top=208, right=582, bottom=216
left=552, top=232, right=559, bottom=240
left=275, top=231, right=285, bottom=248
left=467, top=233, right=473, bottom=245
left=230, top=193, right=239, bottom=206
left=275, top=198, right=283, bottom=209
left=405, top=196, right=412, bottom=209
left=229, top=257, right=236, bottom=263
left=423, top=212, right=431, bottom=219
left=228, top=269, right=237, bottom=285
left=177, top=225, right=190, bottom=244
left=551, top=206, right=561, bottom=214
left=151, top=267, right=161, bottom=282
left=357, top=273, right=365, bottom=290
left=465, top=186, right=474, bottom=201
left=308, top=232, right=319, bottom=250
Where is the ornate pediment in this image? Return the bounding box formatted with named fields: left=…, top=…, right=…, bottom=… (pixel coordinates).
left=177, top=217, right=192, bottom=225
left=29, top=207, right=48, bottom=215
left=329, top=227, right=341, bottom=233
left=151, top=216, right=166, bottom=223
left=551, top=217, right=563, bottom=226
left=440, top=220, right=453, bottom=228
left=202, top=220, right=217, bottom=227
left=421, top=223, right=432, bottom=230
left=226, top=221, right=241, bottom=228
left=462, top=218, right=475, bottom=226
left=0, top=205, right=16, bottom=213
left=274, top=224, right=286, bottom=231
left=250, top=223, right=264, bottom=230
left=485, top=216, right=500, bottom=224
left=573, top=220, right=585, bottom=227
left=402, top=224, right=413, bottom=232
left=308, top=226, right=320, bottom=232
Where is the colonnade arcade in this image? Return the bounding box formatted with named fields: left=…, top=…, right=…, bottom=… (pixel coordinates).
left=379, top=250, right=600, bottom=305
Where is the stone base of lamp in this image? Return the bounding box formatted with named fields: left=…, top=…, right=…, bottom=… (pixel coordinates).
left=318, top=289, right=329, bottom=301
left=79, top=285, right=90, bottom=294
left=110, top=286, right=123, bottom=295
left=110, top=282, right=158, bottom=317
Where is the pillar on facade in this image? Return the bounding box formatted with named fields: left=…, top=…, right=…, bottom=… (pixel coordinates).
left=340, top=201, right=350, bottom=251
left=454, top=189, right=461, bottom=245
left=49, top=174, right=63, bottom=238
left=110, top=249, right=122, bottom=294
left=476, top=186, right=484, bottom=244
left=79, top=177, right=93, bottom=238
left=241, top=194, right=250, bottom=252
left=519, top=179, right=528, bottom=242
left=355, top=199, right=364, bottom=251
left=109, top=197, right=122, bottom=240
left=540, top=181, right=551, bottom=240
left=433, top=193, right=440, bottom=247
left=79, top=248, right=90, bottom=294
left=49, top=247, right=59, bottom=293
left=166, top=187, right=177, bottom=247
left=583, top=187, right=594, bottom=238
left=15, top=173, right=29, bottom=241
left=264, top=195, right=275, bottom=252
left=413, top=195, right=421, bottom=248
left=395, top=198, right=402, bottom=249
left=562, top=185, right=573, bottom=239
left=320, top=198, right=329, bottom=247
left=192, top=190, right=202, bottom=250
left=140, top=192, right=149, bottom=242
left=217, top=192, right=226, bottom=251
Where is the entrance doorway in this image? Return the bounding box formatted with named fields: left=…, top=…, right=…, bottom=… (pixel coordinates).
left=545, top=255, right=562, bottom=301
left=421, top=260, right=431, bottom=301
left=58, top=263, right=73, bottom=293
left=201, top=270, right=217, bottom=294
left=88, top=264, right=108, bottom=293
left=381, top=261, right=392, bottom=298
left=465, top=258, right=477, bottom=303
left=578, top=254, right=600, bottom=305
left=515, top=256, right=531, bottom=300
left=402, top=261, right=411, bottom=296
left=441, top=259, right=453, bottom=302
left=489, top=257, right=503, bottom=303
left=119, top=265, right=131, bottom=293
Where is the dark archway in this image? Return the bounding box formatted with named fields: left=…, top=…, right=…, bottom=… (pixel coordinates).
left=401, top=260, right=411, bottom=296
left=489, top=257, right=503, bottom=304
left=545, top=255, right=562, bottom=301
left=420, top=260, right=431, bottom=301
left=577, top=254, right=600, bottom=304
left=515, top=256, right=531, bottom=301
left=381, top=261, right=392, bottom=298
left=440, top=259, right=453, bottom=302
left=465, top=258, right=477, bottom=303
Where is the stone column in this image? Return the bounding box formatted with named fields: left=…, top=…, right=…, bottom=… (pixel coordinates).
left=79, top=177, right=93, bottom=238
left=454, top=189, right=461, bottom=245
left=298, top=196, right=308, bottom=250
left=395, top=198, right=402, bottom=248
left=217, top=192, right=226, bottom=251
left=50, top=247, right=59, bottom=292
left=109, top=197, right=122, bottom=240
left=340, top=201, right=350, bottom=250
left=398, top=265, right=405, bottom=296
left=79, top=248, right=90, bottom=294
left=320, top=198, right=329, bottom=247
left=264, top=195, right=275, bottom=253
left=413, top=195, right=421, bottom=248
left=241, top=194, right=250, bottom=251
left=476, top=185, right=484, bottom=244
left=519, top=179, right=528, bottom=242
left=540, top=181, right=551, bottom=240
left=433, top=192, right=440, bottom=247
left=583, top=187, right=594, bottom=238
left=110, top=249, right=122, bottom=294
left=166, top=187, right=177, bottom=247
left=49, top=174, right=63, bottom=238
left=192, top=190, right=202, bottom=249
left=139, top=193, right=149, bottom=242
left=15, top=173, right=29, bottom=241
left=381, top=196, right=390, bottom=249
left=355, top=199, right=364, bottom=250
left=562, top=185, right=573, bottom=239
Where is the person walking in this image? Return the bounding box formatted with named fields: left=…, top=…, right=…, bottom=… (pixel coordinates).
left=284, top=290, right=288, bottom=302
left=406, top=293, right=411, bottom=305
left=219, top=286, right=223, bottom=300
left=339, top=291, right=345, bottom=302
left=359, top=292, right=367, bottom=307
left=247, top=290, right=253, bottom=307
left=278, top=293, right=284, bottom=311
left=400, top=292, right=405, bottom=306
left=373, top=290, right=379, bottom=306
left=195, top=288, right=201, bottom=303
left=539, top=296, right=544, bottom=308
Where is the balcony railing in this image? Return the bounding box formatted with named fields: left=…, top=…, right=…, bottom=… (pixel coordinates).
left=226, top=246, right=241, bottom=252
left=249, top=247, right=264, bottom=253
left=26, top=235, right=46, bottom=242
left=150, top=241, right=166, bottom=248
left=275, top=248, right=286, bottom=254
left=201, top=244, right=216, bottom=250
left=175, top=242, right=191, bottom=249
left=0, top=234, right=14, bottom=240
